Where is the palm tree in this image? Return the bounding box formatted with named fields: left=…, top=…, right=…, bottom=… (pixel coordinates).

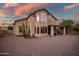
left=60, top=19, right=74, bottom=35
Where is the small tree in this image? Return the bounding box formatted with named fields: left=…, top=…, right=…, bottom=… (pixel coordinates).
left=22, top=22, right=27, bottom=37
left=60, top=19, right=74, bottom=34
left=8, top=26, right=13, bottom=30
left=21, top=21, right=29, bottom=37
left=72, top=23, right=79, bottom=31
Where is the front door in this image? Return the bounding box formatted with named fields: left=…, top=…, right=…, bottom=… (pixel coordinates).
left=48, top=26, right=51, bottom=35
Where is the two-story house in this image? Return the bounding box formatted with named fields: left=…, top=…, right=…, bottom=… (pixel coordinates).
left=13, top=9, right=60, bottom=37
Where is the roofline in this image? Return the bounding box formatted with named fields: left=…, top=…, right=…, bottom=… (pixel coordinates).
left=14, top=9, right=58, bottom=23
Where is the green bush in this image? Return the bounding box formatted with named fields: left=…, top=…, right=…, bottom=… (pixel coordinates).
left=8, top=26, right=13, bottom=30
left=72, top=24, right=79, bottom=31
left=60, top=19, right=74, bottom=28
left=21, top=22, right=30, bottom=37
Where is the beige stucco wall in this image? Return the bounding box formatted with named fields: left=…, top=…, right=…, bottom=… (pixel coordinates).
left=28, top=16, right=35, bottom=36
left=48, top=14, right=59, bottom=26
left=13, top=20, right=24, bottom=35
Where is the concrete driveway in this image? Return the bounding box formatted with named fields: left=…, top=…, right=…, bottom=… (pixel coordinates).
left=0, top=35, right=79, bottom=56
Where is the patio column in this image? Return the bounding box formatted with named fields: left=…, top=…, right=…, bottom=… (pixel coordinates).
left=29, top=20, right=31, bottom=36
left=63, top=27, right=66, bottom=35
left=51, top=26, right=54, bottom=36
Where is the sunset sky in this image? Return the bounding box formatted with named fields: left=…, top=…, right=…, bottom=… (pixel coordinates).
left=0, top=3, right=79, bottom=22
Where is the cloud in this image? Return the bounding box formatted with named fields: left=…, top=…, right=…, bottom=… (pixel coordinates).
left=60, top=3, right=79, bottom=12
left=0, top=10, right=8, bottom=16
left=75, top=13, right=79, bottom=16
left=14, top=3, right=46, bottom=16
left=4, top=3, right=19, bottom=8
left=64, top=3, right=79, bottom=10
left=0, top=3, right=19, bottom=16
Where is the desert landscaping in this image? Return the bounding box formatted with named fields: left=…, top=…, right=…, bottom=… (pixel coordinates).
left=0, top=34, right=79, bottom=56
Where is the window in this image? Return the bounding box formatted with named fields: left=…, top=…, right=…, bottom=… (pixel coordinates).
left=40, top=13, right=47, bottom=22
left=41, top=27, right=47, bottom=33
left=44, top=27, right=47, bottom=33
left=34, top=27, right=39, bottom=34
left=19, top=26, right=22, bottom=33
left=35, top=27, right=36, bottom=34
left=37, top=27, right=39, bottom=34
left=41, top=27, right=43, bottom=33
left=37, top=15, right=39, bottom=21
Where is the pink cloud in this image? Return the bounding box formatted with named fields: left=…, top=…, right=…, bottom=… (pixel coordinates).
left=60, top=3, right=79, bottom=12
left=14, top=3, right=46, bottom=16
left=4, top=3, right=19, bottom=8
left=75, top=12, right=79, bottom=16
left=0, top=10, right=8, bottom=16
left=64, top=3, right=79, bottom=10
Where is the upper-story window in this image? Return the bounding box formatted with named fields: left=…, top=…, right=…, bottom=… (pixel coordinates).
left=37, top=15, right=40, bottom=21
left=40, top=13, right=47, bottom=22
left=36, top=13, right=47, bottom=22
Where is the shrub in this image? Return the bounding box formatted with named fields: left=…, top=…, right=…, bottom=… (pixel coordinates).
left=72, top=24, right=79, bottom=31
left=8, top=26, right=13, bottom=30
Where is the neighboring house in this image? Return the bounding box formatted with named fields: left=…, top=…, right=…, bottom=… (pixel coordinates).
left=14, top=9, right=60, bottom=37
left=0, top=20, right=13, bottom=30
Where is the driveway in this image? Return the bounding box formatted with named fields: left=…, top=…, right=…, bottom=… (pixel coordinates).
left=0, top=35, right=79, bottom=56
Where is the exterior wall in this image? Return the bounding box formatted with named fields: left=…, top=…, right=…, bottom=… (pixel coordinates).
left=14, top=20, right=24, bottom=35
left=28, top=16, right=35, bottom=36
left=48, top=14, right=59, bottom=26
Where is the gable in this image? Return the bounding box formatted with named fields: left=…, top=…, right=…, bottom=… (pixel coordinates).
left=14, top=9, right=58, bottom=24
